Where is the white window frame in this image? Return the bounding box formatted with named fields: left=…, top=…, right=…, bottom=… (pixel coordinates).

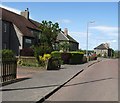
left=4, top=23, right=7, bottom=32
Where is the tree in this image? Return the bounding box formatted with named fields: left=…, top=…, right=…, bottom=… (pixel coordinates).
left=39, top=20, right=61, bottom=52
left=59, top=41, right=70, bottom=52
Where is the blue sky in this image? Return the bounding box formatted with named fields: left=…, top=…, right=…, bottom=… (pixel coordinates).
left=1, top=2, right=118, bottom=50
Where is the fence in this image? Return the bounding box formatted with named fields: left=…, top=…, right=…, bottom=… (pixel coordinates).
left=1, top=60, right=17, bottom=82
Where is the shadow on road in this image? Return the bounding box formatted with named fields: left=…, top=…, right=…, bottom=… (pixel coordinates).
left=64, top=77, right=114, bottom=87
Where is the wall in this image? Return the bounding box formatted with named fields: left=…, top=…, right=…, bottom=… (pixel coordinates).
left=2, top=21, right=22, bottom=55
left=2, top=21, right=10, bottom=49
left=94, top=49, right=108, bottom=57
left=69, top=42, right=79, bottom=51
left=13, top=24, right=23, bottom=49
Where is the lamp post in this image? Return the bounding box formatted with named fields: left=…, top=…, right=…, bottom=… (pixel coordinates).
left=86, top=21, right=95, bottom=62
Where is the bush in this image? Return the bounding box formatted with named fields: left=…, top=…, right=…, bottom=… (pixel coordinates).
left=51, top=51, right=61, bottom=58
left=51, top=51, right=84, bottom=64
left=69, top=52, right=84, bottom=64
left=47, top=57, right=61, bottom=70
left=1, top=49, right=16, bottom=60
left=61, top=52, right=72, bottom=64
left=20, top=48, right=34, bottom=56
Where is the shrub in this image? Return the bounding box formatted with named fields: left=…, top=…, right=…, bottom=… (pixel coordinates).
left=47, top=57, right=61, bottom=70
left=69, top=52, right=84, bottom=64
left=17, top=56, right=39, bottom=67
left=20, top=48, right=34, bottom=56
left=51, top=51, right=61, bottom=58
left=61, top=52, right=72, bottom=64
left=1, top=49, right=16, bottom=60
left=51, top=51, right=84, bottom=64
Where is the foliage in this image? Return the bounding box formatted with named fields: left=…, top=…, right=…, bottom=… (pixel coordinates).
left=97, top=54, right=101, bottom=57
left=51, top=51, right=61, bottom=58
left=1, top=49, right=16, bottom=60
left=39, top=20, right=61, bottom=51
left=114, top=51, right=119, bottom=58
left=51, top=51, right=84, bottom=64
left=17, top=57, right=39, bottom=67
left=69, top=52, right=84, bottom=64
left=59, top=41, right=70, bottom=52
left=61, top=52, right=72, bottom=64
left=17, top=59, right=39, bottom=67
left=47, top=57, right=61, bottom=70
left=39, top=54, right=51, bottom=66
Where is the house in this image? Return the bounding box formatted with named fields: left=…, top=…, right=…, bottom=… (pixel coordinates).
left=94, top=43, right=113, bottom=57
left=1, top=7, right=41, bottom=55
left=56, top=28, right=79, bottom=51
left=1, top=7, right=79, bottom=55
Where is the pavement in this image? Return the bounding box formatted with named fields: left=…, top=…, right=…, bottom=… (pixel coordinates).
left=1, top=59, right=101, bottom=102
left=46, top=59, right=118, bottom=101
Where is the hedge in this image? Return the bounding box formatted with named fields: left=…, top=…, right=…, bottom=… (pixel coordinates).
left=1, top=49, right=16, bottom=61
left=69, top=52, right=84, bottom=64
left=51, top=51, right=85, bottom=64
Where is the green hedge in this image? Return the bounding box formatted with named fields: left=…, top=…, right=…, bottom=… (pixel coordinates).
left=51, top=51, right=85, bottom=64
left=69, top=52, right=84, bottom=64
left=1, top=49, right=16, bottom=61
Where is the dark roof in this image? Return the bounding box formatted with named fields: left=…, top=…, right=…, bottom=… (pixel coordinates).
left=94, top=43, right=109, bottom=49
left=30, top=19, right=41, bottom=28
left=67, top=35, right=79, bottom=43
left=1, top=7, right=41, bottom=37
left=61, top=31, right=78, bottom=43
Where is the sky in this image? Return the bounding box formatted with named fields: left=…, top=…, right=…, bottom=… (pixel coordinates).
left=0, top=2, right=118, bottom=50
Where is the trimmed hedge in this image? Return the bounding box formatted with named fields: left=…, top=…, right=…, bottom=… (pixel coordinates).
left=69, top=53, right=84, bottom=64
left=61, top=52, right=72, bottom=64
left=51, top=51, right=85, bottom=64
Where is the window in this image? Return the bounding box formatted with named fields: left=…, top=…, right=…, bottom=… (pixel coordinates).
left=3, top=43, right=7, bottom=49
left=25, top=38, right=32, bottom=44
left=4, top=23, right=7, bottom=32
left=31, top=30, right=33, bottom=34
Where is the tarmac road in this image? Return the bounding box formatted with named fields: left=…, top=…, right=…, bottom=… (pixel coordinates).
left=46, top=59, right=118, bottom=101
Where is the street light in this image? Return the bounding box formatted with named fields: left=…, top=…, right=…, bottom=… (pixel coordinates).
left=86, top=21, right=95, bottom=62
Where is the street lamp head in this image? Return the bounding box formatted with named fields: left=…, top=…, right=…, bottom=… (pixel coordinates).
left=89, top=21, right=95, bottom=23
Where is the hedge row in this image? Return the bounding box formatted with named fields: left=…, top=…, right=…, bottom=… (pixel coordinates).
left=51, top=51, right=85, bottom=64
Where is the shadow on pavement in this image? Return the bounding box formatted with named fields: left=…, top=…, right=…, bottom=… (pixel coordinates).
left=64, top=77, right=114, bottom=87
left=1, top=77, right=31, bottom=87
left=1, top=84, right=59, bottom=91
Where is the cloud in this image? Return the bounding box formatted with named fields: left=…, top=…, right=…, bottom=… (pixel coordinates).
left=56, top=19, right=71, bottom=24
left=90, top=25, right=118, bottom=36
left=0, top=4, right=21, bottom=14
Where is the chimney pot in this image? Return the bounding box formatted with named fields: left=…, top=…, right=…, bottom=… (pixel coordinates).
left=64, top=28, right=68, bottom=36
left=21, top=8, right=29, bottom=19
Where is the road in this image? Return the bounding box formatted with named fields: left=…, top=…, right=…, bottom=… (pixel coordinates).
left=45, top=59, right=118, bottom=101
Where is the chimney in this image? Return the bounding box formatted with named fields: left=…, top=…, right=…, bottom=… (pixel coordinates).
left=21, top=8, right=29, bottom=19
left=64, top=28, right=68, bottom=36
left=104, top=43, right=109, bottom=48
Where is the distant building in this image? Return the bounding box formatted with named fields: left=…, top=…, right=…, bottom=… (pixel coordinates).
left=94, top=43, right=113, bottom=57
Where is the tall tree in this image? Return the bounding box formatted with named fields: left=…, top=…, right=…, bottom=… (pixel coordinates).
left=39, top=20, right=61, bottom=52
